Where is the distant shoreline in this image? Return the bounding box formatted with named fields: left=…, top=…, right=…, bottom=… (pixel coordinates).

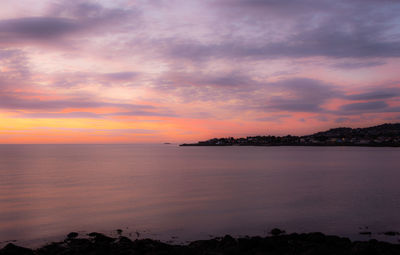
left=2, top=231, right=400, bottom=255
left=180, top=143, right=400, bottom=147
left=180, top=123, right=400, bottom=147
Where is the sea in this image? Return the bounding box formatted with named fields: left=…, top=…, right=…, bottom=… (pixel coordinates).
left=0, top=144, right=399, bottom=247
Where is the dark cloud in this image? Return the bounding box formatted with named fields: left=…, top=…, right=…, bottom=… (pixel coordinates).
left=0, top=2, right=139, bottom=47
left=386, top=106, right=400, bottom=113
left=268, top=100, right=323, bottom=112
left=158, top=0, right=400, bottom=61
left=255, top=114, right=291, bottom=122
left=332, top=61, right=386, bottom=69
left=0, top=17, right=80, bottom=41
left=3, top=94, right=179, bottom=119
left=19, top=112, right=102, bottom=119
left=106, top=110, right=177, bottom=117
left=314, top=115, right=329, bottom=122
left=215, top=0, right=331, bottom=21
left=264, top=78, right=340, bottom=112
left=345, top=88, right=400, bottom=100
left=164, top=26, right=400, bottom=61
left=0, top=93, right=153, bottom=111
left=161, top=71, right=256, bottom=88
left=195, top=73, right=254, bottom=87
left=335, top=117, right=351, bottom=123
left=339, top=101, right=388, bottom=112
left=47, top=1, right=135, bottom=24
left=102, top=72, right=139, bottom=81
left=33, top=127, right=159, bottom=134
left=18, top=110, right=176, bottom=119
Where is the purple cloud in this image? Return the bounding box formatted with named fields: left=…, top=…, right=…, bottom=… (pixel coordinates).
left=339, top=101, right=389, bottom=112
left=332, top=61, right=386, bottom=69
left=152, top=0, right=400, bottom=62
left=106, top=110, right=177, bottom=117
left=0, top=17, right=80, bottom=40
left=255, top=114, right=292, bottom=122
left=345, top=88, right=400, bottom=100
left=0, top=2, right=139, bottom=48
left=0, top=93, right=154, bottom=111
left=262, top=78, right=341, bottom=112
left=335, top=117, right=351, bottom=123
left=19, top=112, right=102, bottom=119
left=48, top=71, right=142, bottom=88
left=102, top=72, right=139, bottom=81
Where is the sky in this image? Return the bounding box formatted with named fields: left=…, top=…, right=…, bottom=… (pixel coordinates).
left=1, top=0, right=400, bottom=143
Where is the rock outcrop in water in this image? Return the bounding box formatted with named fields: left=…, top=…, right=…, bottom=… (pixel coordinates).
left=180, top=123, right=400, bottom=147
left=2, top=231, right=400, bottom=255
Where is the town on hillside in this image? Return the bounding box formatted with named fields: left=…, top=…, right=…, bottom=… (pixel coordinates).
left=180, top=123, right=400, bottom=147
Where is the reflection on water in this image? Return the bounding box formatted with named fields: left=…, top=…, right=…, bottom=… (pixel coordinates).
left=0, top=144, right=400, bottom=246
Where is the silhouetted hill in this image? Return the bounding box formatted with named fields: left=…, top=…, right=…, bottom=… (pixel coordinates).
left=312, top=123, right=400, bottom=138
left=181, top=123, right=400, bottom=147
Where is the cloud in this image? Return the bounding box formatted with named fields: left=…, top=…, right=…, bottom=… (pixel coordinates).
left=0, top=2, right=139, bottom=48
left=13, top=107, right=177, bottom=119
left=106, top=110, right=177, bottom=117
left=158, top=71, right=256, bottom=88
left=339, top=101, right=388, bottom=112
left=0, top=49, right=30, bottom=84
left=332, top=61, right=386, bottom=69
left=96, top=128, right=158, bottom=134
left=48, top=71, right=142, bottom=88
left=214, top=0, right=331, bottom=23
left=33, top=127, right=159, bottom=134
left=154, top=0, right=400, bottom=62
left=255, top=114, right=291, bottom=122
left=0, top=17, right=80, bottom=41
left=163, top=26, right=400, bottom=61
left=0, top=93, right=153, bottom=111
left=314, top=115, right=329, bottom=122
left=335, top=117, right=351, bottom=123
left=102, top=72, right=139, bottom=81
left=263, top=78, right=341, bottom=112
left=19, top=111, right=102, bottom=119
left=345, top=88, right=400, bottom=100
left=1, top=0, right=400, bottom=136
left=7, top=99, right=178, bottom=119
left=47, top=1, right=135, bottom=24
left=152, top=71, right=258, bottom=103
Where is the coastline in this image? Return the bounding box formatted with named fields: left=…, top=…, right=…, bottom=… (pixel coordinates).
left=180, top=143, right=400, bottom=147
left=1, top=231, right=400, bottom=255
left=180, top=123, right=400, bottom=147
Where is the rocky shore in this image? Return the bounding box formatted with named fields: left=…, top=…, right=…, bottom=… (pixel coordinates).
left=1, top=230, right=400, bottom=255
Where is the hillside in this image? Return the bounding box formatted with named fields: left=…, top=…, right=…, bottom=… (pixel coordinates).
left=180, top=123, right=400, bottom=147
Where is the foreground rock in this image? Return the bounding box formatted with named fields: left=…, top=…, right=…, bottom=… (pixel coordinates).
left=1, top=232, right=400, bottom=255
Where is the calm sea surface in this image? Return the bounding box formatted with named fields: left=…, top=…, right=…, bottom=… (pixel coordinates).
left=1, top=144, right=400, bottom=247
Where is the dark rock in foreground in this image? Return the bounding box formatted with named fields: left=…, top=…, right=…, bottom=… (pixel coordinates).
left=2, top=232, right=400, bottom=255
left=0, top=243, right=34, bottom=255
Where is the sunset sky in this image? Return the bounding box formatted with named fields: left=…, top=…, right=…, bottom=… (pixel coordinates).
left=1, top=0, right=400, bottom=143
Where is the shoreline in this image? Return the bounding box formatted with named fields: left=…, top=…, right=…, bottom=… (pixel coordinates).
left=1, top=231, right=400, bottom=255
left=180, top=123, right=400, bottom=147
left=180, top=143, right=400, bottom=147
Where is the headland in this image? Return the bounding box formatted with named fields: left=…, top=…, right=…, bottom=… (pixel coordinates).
left=181, top=123, right=400, bottom=147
